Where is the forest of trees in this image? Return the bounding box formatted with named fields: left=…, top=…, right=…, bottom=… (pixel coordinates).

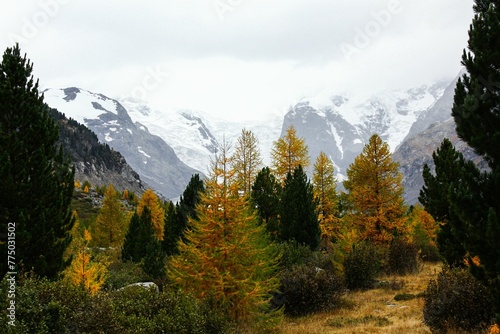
left=1, top=0, right=500, bottom=331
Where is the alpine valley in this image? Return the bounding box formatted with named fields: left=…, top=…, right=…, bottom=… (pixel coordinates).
left=43, top=71, right=478, bottom=203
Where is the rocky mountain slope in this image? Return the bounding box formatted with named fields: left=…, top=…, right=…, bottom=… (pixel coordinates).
left=49, top=107, right=146, bottom=195
left=44, top=88, right=200, bottom=199
left=122, top=98, right=283, bottom=174
left=281, top=82, right=450, bottom=182
left=393, top=71, right=488, bottom=204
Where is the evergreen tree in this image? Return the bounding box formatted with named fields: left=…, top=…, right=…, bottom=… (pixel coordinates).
left=137, top=189, right=165, bottom=240
left=93, top=184, right=127, bottom=248
left=0, top=44, right=75, bottom=279
left=271, top=125, right=310, bottom=182
left=231, top=128, right=263, bottom=194
left=419, top=139, right=467, bottom=266
left=122, top=208, right=158, bottom=264
left=168, top=140, right=281, bottom=329
left=344, top=134, right=407, bottom=246
left=251, top=167, right=282, bottom=238
left=121, top=212, right=142, bottom=263
left=280, top=165, right=320, bottom=250
left=449, top=0, right=500, bottom=322
left=163, top=174, right=205, bottom=255
left=312, top=151, right=340, bottom=250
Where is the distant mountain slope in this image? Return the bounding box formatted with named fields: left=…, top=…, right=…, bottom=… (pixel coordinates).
left=48, top=107, right=146, bottom=195
left=280, top=82, right=450, bottom=182
left=393, top=71, right=488, bottom=204
left=44, top=88, right=200, bottom=199
left=122, top=98, right=283, bottom=174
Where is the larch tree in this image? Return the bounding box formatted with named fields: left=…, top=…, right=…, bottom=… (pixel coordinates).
left=64, top=228, right=107, bottom=295
left=231, top=128, right=263, bottom=195
left=137, top=189, right=165, bottom=240
left=448, top=0, right=500, bottom=323
left=313, top=151, right=340, bottom=250
left=271, top=125, right=310, bottom=182
left=280, top=165, right=320, bottom=250
left=93, top=184, right=127, bottom=248
left=0, top=44, right=75, bottom=279
left=344, top=134, right=407, bottom=246
left=168, top=140, right=281, bottom=329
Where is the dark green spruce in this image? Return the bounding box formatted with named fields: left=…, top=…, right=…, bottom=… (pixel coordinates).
left=419, top=139, right=467, bottom=267
left=163, top=174, right=204, bottom=255
left=279, top=165, right=320, bottom=250
left=429, top=0, right=500, bottom=323
left=0, top=44, right=75, bottom=279
left=251, top=167, right=282, bottom=238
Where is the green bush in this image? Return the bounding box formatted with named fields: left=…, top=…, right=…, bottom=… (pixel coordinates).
left=1, top=275, right=234, bottom=334
left=274, top=263, right=345, bottom=317
left=423, top=268, right=494, bottom=333
left=387, top=237, right=420, bottom=275
left=277, top=240, right=314, bottom=269
left=343, top=242, right=382, bottom=290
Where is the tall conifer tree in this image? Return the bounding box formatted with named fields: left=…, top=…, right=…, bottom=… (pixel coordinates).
left=279, top=165, right=320, bottom=250
left=271, top=125, right=310, bottom=182
left=163, top=174, right=205, bottom=255
left=449, top=0, right=500, bottom=322
left=0, top=45, right=74, bottom=278
left=169, top=141, right=281, bottom=329
left=232, top=128, right=263, bottom=194
left=419, top=139, right=467, bottom=266
left=251, top=167, right=282, bottom=238
left=344, top=134, right=407, bottom=245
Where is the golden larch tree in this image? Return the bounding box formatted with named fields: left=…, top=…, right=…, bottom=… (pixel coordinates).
left=271, top=125, right=310, bottom=182
left=93, top=184, right=127, bottom=248
left=231, top=128, right=263, bottom=195
left=168, top=140, right=281, bottom=330
left=313, top=151, right=340, bottom=250
left=344, top=134, right=407, bottom=245
left=137, top=189, right=165, bottom=240
left=64, top=226, right=107, bottom=295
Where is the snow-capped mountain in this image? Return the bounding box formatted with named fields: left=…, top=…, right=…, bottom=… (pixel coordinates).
left=43, top=87, right=200, bottom=199
left=282, top=81, right=450, bottom=182
left=121, top=98, right=283, bottom=174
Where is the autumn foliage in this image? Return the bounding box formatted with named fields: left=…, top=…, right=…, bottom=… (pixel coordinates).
left=168, top=141, right=281, bottom=329
left=344, top=134, right=407, bottom=245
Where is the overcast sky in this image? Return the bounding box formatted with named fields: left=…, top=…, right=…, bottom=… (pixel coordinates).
left=1, top=0, right=474, bottom=121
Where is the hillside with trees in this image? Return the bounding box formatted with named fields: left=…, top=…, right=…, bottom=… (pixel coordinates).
left=2, top=0, right=500, bottom=330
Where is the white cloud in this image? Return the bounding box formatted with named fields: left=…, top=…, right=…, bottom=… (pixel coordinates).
left=0, top=0, right=474, bottom=121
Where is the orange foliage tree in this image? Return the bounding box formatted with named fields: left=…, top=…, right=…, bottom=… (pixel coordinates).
left=64, top=225, right=107, bottom=295
left=344, top=134, right=407, bottom=245
left=312, top=151, right=340, bottom=250
left=93, top=184, right=127, bottom=248
left=271, top=125, right=310, bottom=182
left=231, top=128, right=263, bottom=195
left=168, top=140, right=281, bottom=330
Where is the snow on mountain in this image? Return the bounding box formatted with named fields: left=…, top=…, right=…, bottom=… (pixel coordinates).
left=122, top=97, right=283, bottom=174
left=282, top=80, right=450, bottom=182
left=44, top=87, right=200, bottom=199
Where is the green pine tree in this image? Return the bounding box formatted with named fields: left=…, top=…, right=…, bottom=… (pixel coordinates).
left=163, top=174, right=204, bottom=255
left=0, top=44, right=74, bottom=279
left=251, top=167, right=282, bottom=238
left=122, top=207, right=161, bottom=269
left=449, top=0, right=500, bottom=323
left=419, top=139, right=467, bottom=266
left=279, top=165, right=320, bottom=250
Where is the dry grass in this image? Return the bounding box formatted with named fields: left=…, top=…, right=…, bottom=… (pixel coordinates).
left=278, top=262, right=442, bottom=334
